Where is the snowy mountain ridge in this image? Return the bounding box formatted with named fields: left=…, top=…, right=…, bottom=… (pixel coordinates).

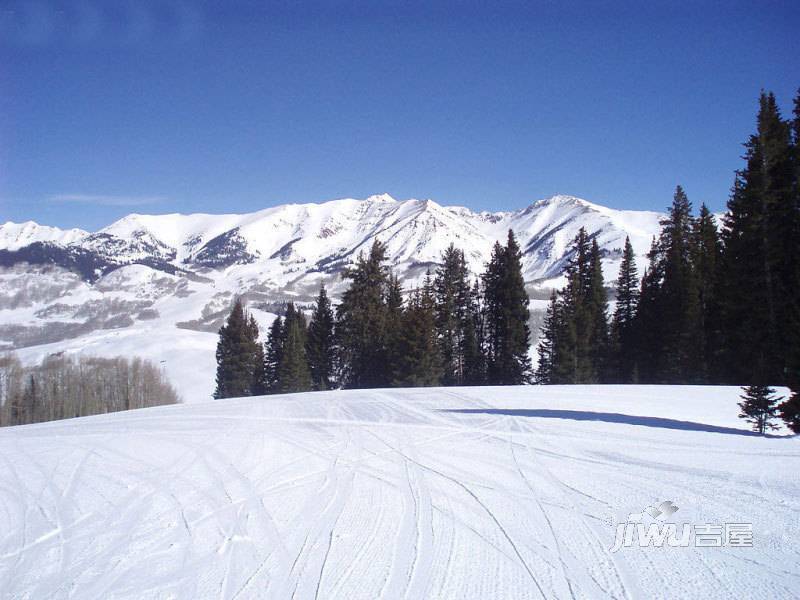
left=1, top=193, right=662, bottom=283
left=0, top=194, right=664, bottom=399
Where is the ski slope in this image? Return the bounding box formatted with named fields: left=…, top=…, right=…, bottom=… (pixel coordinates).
left=0, top=386, right=797, bottom=599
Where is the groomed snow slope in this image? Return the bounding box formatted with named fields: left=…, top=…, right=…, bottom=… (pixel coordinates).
left=0, top=386, right=797, bottom=599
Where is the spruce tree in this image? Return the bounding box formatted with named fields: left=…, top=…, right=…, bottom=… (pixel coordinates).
left=738, top=384, right=782, bottom=434
left=214, top=299, right=262, bottom=399
left=336, top=240, right=393, bottom=388
left=633, top=239, right=665, bottom=383
left=393, top=279, right=443, bottom=387
left=250, top=314, right=267, bottom=395
left=483, top=230, right=531, bottom=384
left=720, top=92, right=795, bottom=384
left=657, top=186, right=701, bottom=383
left=535, top=291, right=559, bottom=384
left=434, top=245, right=471, bottom=385
left=691, top=205, right=723, bottom=381
left=384, top=273, right=405, bottom=377
left=283, top=302, right=307, bottom=344
left=306, top=284, right=336, bottom=391
left=610, top=236, right=639, bottom=383
left=550, top=232, right=586, bottom=383
left=263, top=316, right=284, bottom=393
left=278, top=317, right=312, bottom=393
left=548, top=228, right=607, bottom=384
left=779, top=389, right=800, bottom=434
left=462, top=280, right=487, bottom=385
left=588, top=239, right=609, bottom=380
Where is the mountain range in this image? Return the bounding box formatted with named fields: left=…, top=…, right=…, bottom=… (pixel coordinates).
left=0, top=194, right=663, bottom=399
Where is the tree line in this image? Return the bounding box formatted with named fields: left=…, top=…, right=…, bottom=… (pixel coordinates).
left=213, top=230, right=532, bottom=397
left=0, top=353, right=179, bottom=427
left=535, top=89, right=800, bottom=433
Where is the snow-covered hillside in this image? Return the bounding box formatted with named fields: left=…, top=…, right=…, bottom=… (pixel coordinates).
left=0, top=194, right=664, bottom=398
left=0, top=385, right=796, bottom=599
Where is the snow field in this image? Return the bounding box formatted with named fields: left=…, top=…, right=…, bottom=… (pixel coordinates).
left=0, top=385, right=797, bottom=599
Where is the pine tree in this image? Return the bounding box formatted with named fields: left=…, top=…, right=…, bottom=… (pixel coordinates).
left=738, top=384, right=782, bottom=434
left=462, top=280, right=487, bottom=385
left=250, top=314, right=267, bottom=395
left=283, top=302, right=307, bottom=344
left=786, top=90, right=800, bottom=391
left=610, top=236, right=639, bottom=383
left=547, top=228, right=608, bottom=384
left=384, top=273, right=405, bottom=377
left=434, top=245, right=472, bottom=385
left=633, top=238, right=665, bottom=383
left=278, top=317, right=312, bottom=393
left=336, top=240, right=393, bottom=388
left=483, top=230, right=531, bottom=384
left=588, top=239, right=609, bottom=380
left=720, top=92, right=795, bottom=384
left=551, top=231, right=588, bottom=383
left=263, top=317, right=284, bottom=393
left=306, top=284, right=336, bottom=391
left=691, top=205, right=723, bottom=381
left=779, top=388, right=800, bottom=434
left=214, top=298, right=262, bottom=399
left=393, top=278, right=443, bottom=386
left=535, top=291, right=559, bottom=384
left=657, top=186, right=701, bottom=383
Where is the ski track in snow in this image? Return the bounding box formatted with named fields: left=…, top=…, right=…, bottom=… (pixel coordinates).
left=0, top=385, right=798, bottom=599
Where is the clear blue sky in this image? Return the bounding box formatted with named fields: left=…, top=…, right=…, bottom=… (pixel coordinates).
left=1, top=0, right=798, bottom=230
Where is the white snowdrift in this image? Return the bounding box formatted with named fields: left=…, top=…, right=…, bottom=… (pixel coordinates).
left=0, top=385, right=797, bottom=599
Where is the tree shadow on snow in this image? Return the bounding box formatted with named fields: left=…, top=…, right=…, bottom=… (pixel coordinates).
left=440, top=408, right=781, bottom=437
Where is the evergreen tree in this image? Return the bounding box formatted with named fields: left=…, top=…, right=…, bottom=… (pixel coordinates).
left=336, top=240, right=393, bottom=388
left=263, top=317, right=284, bottom=393
left=306, top=284, right=336, bottom=391
left=483, top=230, right=531, bottom=384
left=738, top=384, right=782, bottom=434
left=384, top=273, right=405, bottom=376
left=278, top=317, right=313, bottom=393
left=550, top=231, right=588, bottom=383
left=434, top=245, right=472, bottom=385
left=250, top=314, right=267, bottom=395
left=633, top=239, right=665, bottom=383
left=720, top=92, right=796, bottom=384
left=610, top=236, right=639, bottom=383
left=546, top=228, right=607, bottom=384
left=779, top=388, right=800, bottom=434
left=214, top=299, right=262, bottom=399
left=535, top=291, right=559, bottom=384
left=588, top=239, right=609, bottom=380
left=691, top=205, right=723, bottom=381
left=786, top=91, right=800, bottom=391
left=283, top=302, right=307, bottom=344
left=657, top=186, right=701, bottom=383
left=393, top=278, right=443, bottom=386
left=462, top=280, right=487, bottom=385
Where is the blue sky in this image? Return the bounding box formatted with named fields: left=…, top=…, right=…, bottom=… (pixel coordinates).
left=1, top=0, right=798, bottom=230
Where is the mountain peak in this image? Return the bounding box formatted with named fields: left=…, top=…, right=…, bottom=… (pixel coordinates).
left=365, top=193, right=397, bottom=203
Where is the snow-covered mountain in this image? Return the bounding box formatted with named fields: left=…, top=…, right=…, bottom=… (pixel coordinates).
left=0, top=194, right=663, bottom=398
left=0, top=220, right=88, bottom=251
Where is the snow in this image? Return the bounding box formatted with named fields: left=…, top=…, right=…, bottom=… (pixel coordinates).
left=2, top=193, right=666, bottom=288
left=1, top=385, right=797, bottom=599
left=0, top=221, right=87, bottom=251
